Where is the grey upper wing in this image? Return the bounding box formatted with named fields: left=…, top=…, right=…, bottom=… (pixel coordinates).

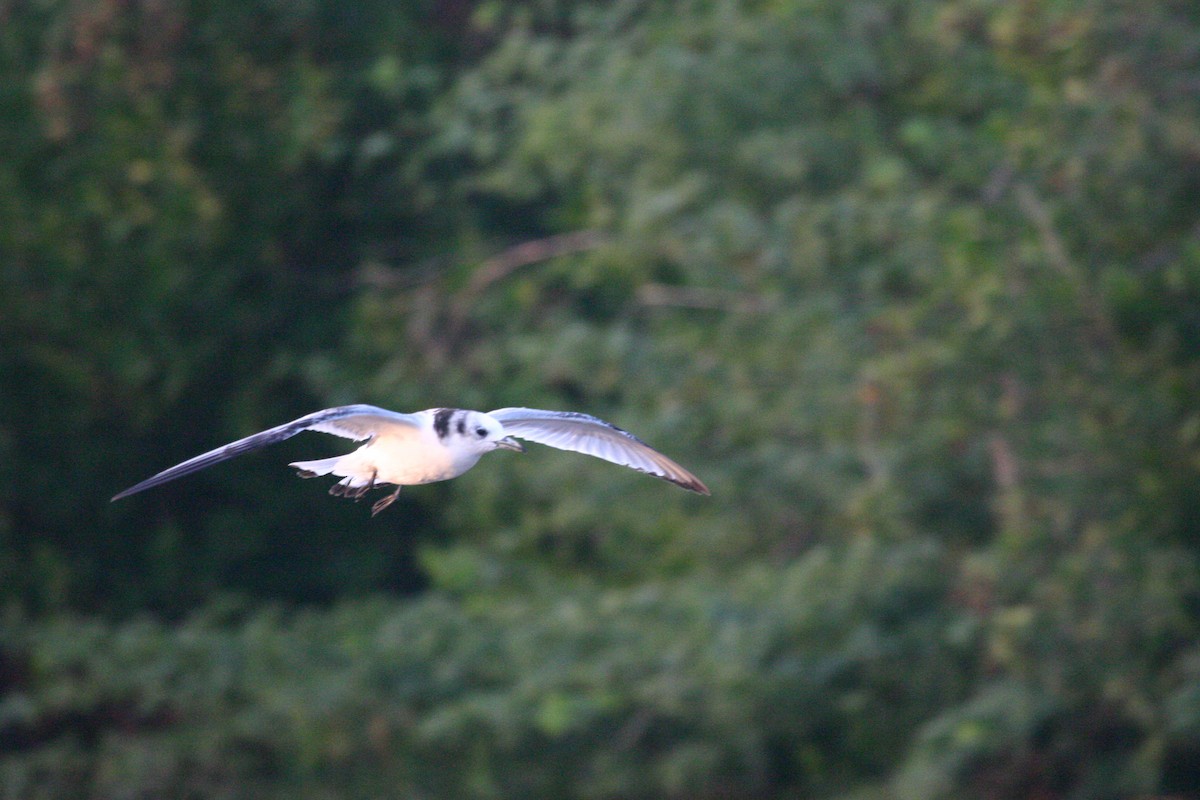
left=488, top=407, right=710, bottom=495
left=112, top=405, right=420, bottom=501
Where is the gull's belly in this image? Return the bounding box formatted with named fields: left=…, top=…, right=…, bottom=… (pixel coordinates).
left=333, top=434, right=477, bottom=486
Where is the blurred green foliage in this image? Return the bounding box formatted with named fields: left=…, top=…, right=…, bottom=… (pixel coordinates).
left=2, top=0, right=1200, bottom=797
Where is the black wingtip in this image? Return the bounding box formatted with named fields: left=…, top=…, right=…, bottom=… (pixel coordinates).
left=111, top=480, right=153, bottom=502
left=653, top=471, right=710, bottom=495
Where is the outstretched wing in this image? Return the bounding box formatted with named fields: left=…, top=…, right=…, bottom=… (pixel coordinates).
left=112, top=405, right=420, bottom=501
left=488, top=407, right=710, bottom=495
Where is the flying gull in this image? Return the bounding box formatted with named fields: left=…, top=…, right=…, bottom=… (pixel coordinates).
left=113, top=406, right=710, bottom=515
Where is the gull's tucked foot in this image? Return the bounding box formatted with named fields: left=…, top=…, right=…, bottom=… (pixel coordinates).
left=295, top=469, right=318, bottom=479
left=371, top=486, right=402, bottom=517
left=351, top=471, right=377, bottom=501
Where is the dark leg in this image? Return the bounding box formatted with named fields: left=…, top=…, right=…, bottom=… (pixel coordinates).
left=371, top=486, right=402, bottom=517
left=295, top=469, right=318, bottom=479
left=329, top=471, right=377, bottom=499
left=350, top=470, right=378, bottom=501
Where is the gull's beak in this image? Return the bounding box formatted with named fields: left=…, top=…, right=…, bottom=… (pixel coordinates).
left=494, top=436, right=525, bottom=453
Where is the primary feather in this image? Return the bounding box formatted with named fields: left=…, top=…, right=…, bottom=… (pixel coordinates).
left=111, top=405, right=420, bottom=500
left=488, top=408, right=710, bottom=495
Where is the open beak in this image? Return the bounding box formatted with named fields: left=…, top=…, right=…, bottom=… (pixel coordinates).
left=494, top=436, right=525, bottom=453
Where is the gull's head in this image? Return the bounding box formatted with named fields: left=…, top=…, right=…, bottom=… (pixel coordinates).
left=438, top=409, right=524, bottom=455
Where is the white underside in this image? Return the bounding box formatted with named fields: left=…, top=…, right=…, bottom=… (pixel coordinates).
left=289, top=431, right=482, bottom=488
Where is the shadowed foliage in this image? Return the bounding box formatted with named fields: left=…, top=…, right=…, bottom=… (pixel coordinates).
left=2, top=0, right=1199, bottom=797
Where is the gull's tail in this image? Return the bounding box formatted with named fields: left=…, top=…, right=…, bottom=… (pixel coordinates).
left=290, top=456, right=378, bottom=491
left=290, top=456, right=341, bottom=478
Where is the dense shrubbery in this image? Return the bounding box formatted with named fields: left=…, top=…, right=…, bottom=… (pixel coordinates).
left=1, top=541, right=962, bottom=798
left=2, top=0, right=1199, bottom=797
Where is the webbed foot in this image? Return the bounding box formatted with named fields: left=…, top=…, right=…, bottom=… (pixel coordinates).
left=371, top=486, right=402, bottom=517
left=350, top=471, right=378, bottom=501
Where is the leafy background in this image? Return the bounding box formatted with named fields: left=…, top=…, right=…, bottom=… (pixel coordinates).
left=2, top=0, right=1199, bottom=797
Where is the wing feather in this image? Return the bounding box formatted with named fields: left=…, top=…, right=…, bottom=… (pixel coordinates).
left=112, top=405, right=420, bottom=501
left=488, top=407, right=710, bottom=495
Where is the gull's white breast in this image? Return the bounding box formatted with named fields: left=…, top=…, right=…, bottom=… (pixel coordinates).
left=328, top=426, right=479, bottom=487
